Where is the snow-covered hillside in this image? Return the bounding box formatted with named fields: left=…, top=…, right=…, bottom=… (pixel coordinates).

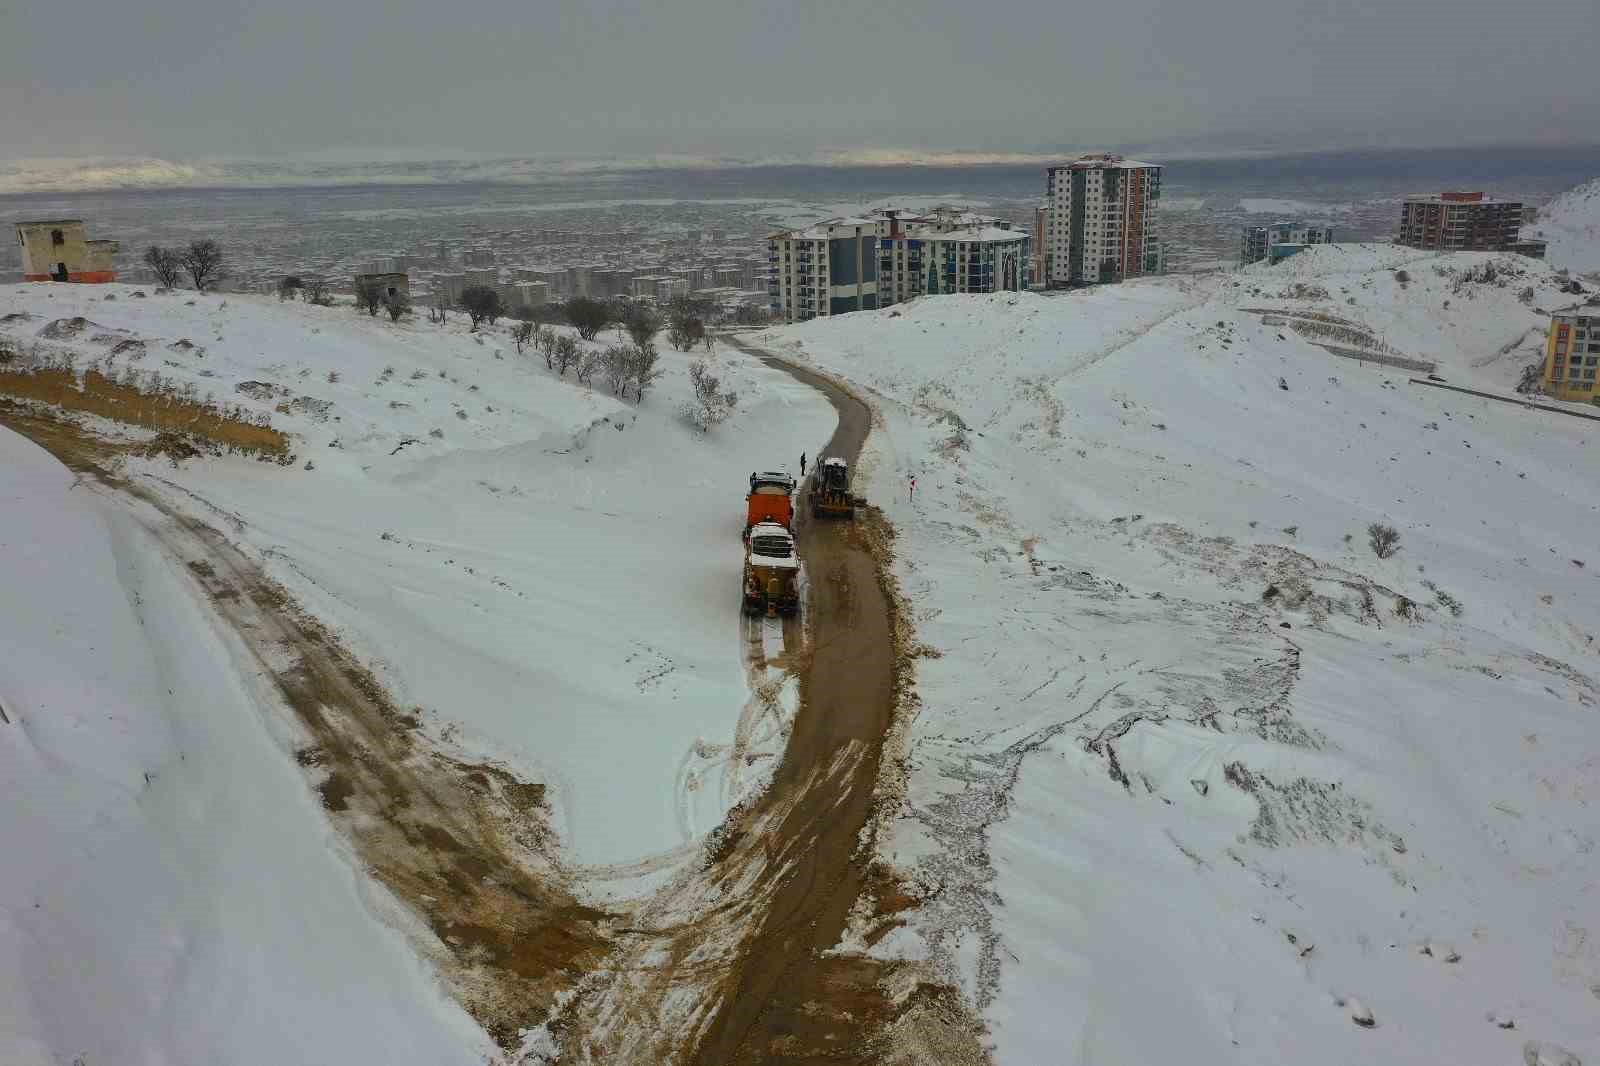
left=1, top=282, right=836, bottom=1059
left=758, top=244, right=1600, bottom=1065
left=0, top=428, right=489, bottom=1066
left=1528, top=177, right=1600, bottom=276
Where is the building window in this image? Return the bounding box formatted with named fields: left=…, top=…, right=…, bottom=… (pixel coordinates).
left=51, top=229, right=64, bottom=246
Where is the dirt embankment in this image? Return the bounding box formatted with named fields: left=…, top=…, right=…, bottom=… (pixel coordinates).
left=0, top=367, right=290, bottom=456
left=0, top=405, right=605, bottom=1052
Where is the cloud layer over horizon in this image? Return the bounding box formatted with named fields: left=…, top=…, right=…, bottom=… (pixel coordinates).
left=4, top=0, right=1597, bottom=162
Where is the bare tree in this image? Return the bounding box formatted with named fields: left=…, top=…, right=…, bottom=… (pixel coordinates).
left=668, top=318, right=706, bottom=351
left=180, top=239, right=225, bottom=292
left=460, top=286, right=503, bottom=331
left=601, top=345, right=632, bottom=396
left=624, top=305, right=663, bottom=350
left=681, top=359, right=738, bottom=432
left=536, top=328, right=560, bottom=370
left=552, top=335, right=581, bottom=377
left=426, top=295, right=448, bottom=323
left=575, top=348, right=602, bottom=386
left=626, top=343, right=662, bottom=402
left=384, top=291, right=411, bottom=322
left=565, top=297, right=611, bottom=341
left=512, top=321, right=535, bottom=355
left=143, top=245, right=183, bottom=289
left=355, top=279, right=385, bottom=316
left=1367, top=523, right=1401, bottom=559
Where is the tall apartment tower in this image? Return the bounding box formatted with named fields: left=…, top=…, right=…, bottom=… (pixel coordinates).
left=767, top=218, right=878, bottom=324
left=1397, top=191, right=1522, bottom=251
left=1044, top=154, right=1162, bottom=287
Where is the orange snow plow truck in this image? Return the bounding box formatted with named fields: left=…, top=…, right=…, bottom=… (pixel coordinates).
left=743, top=522, right=800, bottom=615
left=745, top=471, right=796, bottom=537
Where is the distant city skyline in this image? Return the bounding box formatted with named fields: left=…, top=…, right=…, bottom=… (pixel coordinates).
left=3, top=0, right=1596, bottom=163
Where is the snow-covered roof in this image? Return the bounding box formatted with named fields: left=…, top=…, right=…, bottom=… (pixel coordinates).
left=929, top=226, right=1028, bottom=244
left=1048, top=153, right=1159, bottom=172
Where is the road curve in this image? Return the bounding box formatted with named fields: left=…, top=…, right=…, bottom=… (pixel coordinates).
left=696, top=335, right=899, bottom=1062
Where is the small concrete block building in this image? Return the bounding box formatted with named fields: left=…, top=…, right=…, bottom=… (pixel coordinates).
left=16, top=220, right=119, bottom=282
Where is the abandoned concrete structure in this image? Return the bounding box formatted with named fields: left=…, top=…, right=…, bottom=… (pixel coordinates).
left=16, top=220, right=119, bottom=283
left=354, top=271, right=410, bottom=301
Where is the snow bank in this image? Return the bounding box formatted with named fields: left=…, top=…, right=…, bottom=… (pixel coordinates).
left=0, top=428, right=488, bottom=1065
left=760, top=244, right=1600, bottom=1064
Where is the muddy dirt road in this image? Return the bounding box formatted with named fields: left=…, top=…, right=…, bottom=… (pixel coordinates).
left=678, top=337, right=985, bottom=1064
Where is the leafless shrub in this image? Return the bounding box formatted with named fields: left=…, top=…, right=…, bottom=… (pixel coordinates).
left=1367, top=522, right=1401, bottom=559
left=512, top=321, right=535, bottom=355
left=326, top=370, right=341, bottom=385
left=601, top=345, right=631, bottom=395
left=680, top=358, right=739, bottom=432
left=575, top=348, right=602, bottom=386
left=304, top=278, right=334, bottom=306
left=552, top=334, right=580, bottom=377
left=383, top=291, right=410, bottom=322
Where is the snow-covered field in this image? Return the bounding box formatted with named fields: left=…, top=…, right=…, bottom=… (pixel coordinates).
left=758, top=243, right=1600, bottom=1064
left=1527, top=177, right=1600, bottom=276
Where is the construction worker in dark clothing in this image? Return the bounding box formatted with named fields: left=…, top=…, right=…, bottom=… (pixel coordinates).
left=800, top=452, right=807, bottom=477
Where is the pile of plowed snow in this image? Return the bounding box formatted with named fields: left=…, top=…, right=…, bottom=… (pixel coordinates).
left=758, top=242, right=1600, bottom=1066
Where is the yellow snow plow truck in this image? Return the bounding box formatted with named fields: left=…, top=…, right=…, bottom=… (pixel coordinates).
left=743, top=521, right=800, bottom=616
left=808, top=457, right=860, bottom=520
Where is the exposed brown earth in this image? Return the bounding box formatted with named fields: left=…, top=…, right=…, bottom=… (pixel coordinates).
left=0, top=367, right=290, bottom=456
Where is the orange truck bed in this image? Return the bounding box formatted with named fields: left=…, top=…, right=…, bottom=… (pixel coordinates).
left=746, top=489, right=793, bottom=531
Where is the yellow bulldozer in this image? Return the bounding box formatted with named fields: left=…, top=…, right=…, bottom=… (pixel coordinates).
left=808, top=457, right=860, bottom=520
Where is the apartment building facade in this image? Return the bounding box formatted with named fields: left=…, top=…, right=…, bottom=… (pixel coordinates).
left=767, top=218, right=879, bottom=323
left=1241, top=221, right=1334, bottom=265
left=877, top=225, right=1027, bottom=305
left=1543, top=306, right=1600, bottom=402
left=1397, top=191, right=1522, bottom=251
left=1044, top=155, right=1162, bottom=287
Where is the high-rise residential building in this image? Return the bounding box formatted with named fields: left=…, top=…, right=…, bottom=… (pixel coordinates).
left=874, top=210, right=1027, bottom=307
left=463, top=248, right=496, bottom=268
left=1031, top=207, right=1051, bottom=286
left=1542, top=305, right=1600, bottom=402
left=464, top=268, right=498, bottom=291
left=1241, top=221, right=1335, bottom=265
left=1044, top=154, right=1163, bottom=287
left=1397, top=191, right=1522, bottom=251
left=432, top=273, right=466, bottom=305
left=767, top=218, right=879, bottom=324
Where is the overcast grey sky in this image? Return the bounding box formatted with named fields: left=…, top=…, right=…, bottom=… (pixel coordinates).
left=3, top=0, right=1596, bottom=161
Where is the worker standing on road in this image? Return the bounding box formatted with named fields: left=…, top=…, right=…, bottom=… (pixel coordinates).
left=909, top=475, right=916, bottom=502
left=800, top=452, right=807, bottom=476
